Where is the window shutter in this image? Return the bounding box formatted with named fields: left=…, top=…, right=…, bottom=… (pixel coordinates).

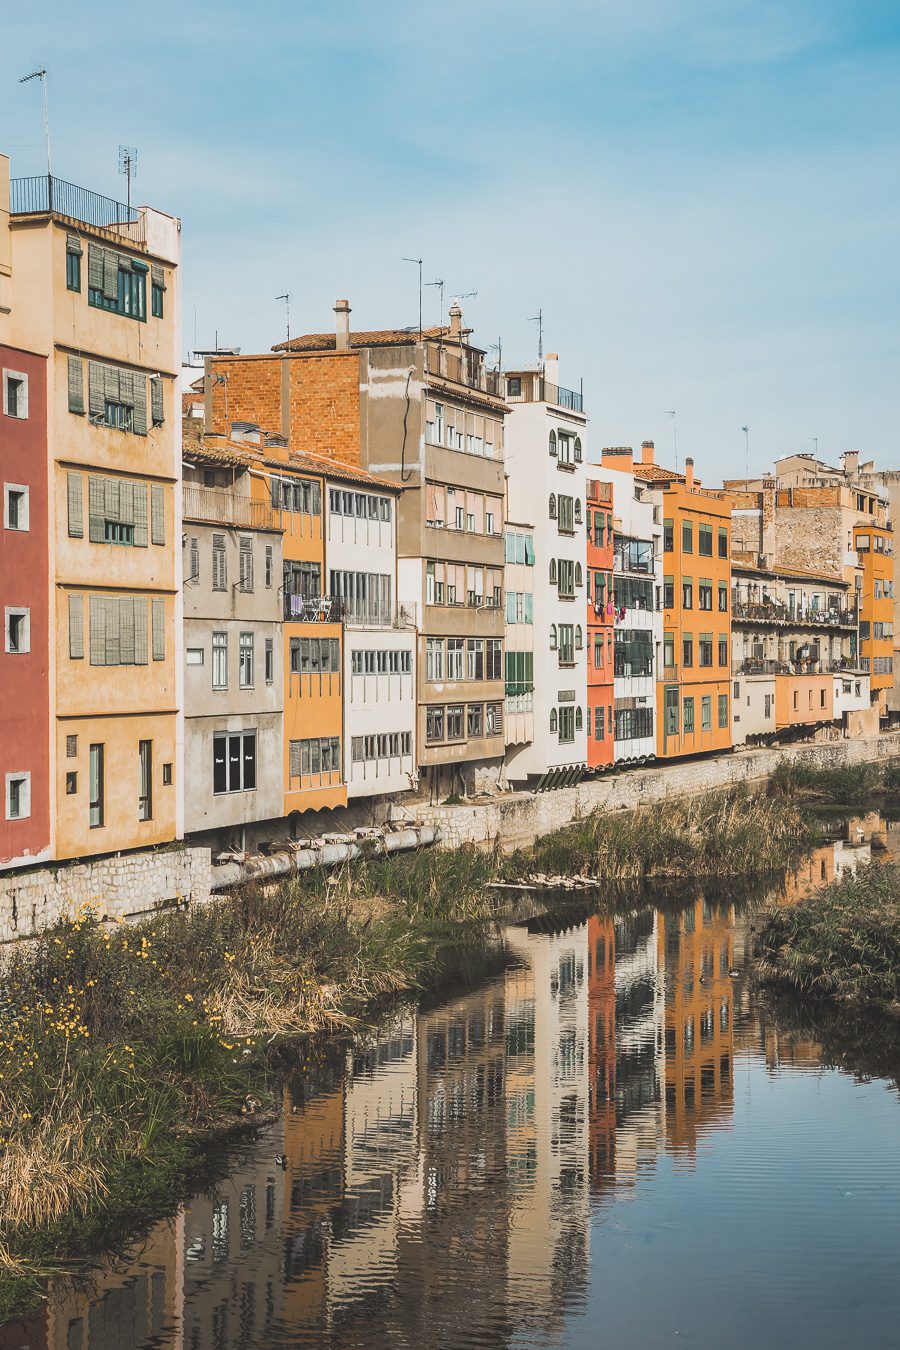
left=151, top=262, right=166, bottom=291
left=151, top=597, right=165, bottom=661
left=212, top=535, right=226, bottom=590
left=89, top=595, right=105, bottom=665
left=66, top=232, right=83, bottom=258
left=133, top=375, right=148, bottom=436
left=103, top=363, right=120, bottom=405
left=150, top=485, right=165, bottom=545
left=67, top=355, right=85, bottom=414
left=270, top=477, right=281, bottom=510
left=104, top=476, right=121, bottom=523
left=88, top=243, right=103, bottom=290
left=190, top=538, right=199, bottom=581
left=88, top=361, right=104, bottom=417
left=117, top=253, right=133, bottom=275
left=290, top=741, right=301, bottom=778
left=104, top=595, right=121, bottom=666
left=119, top=479, right=135, bottom=527
left=88, top=475, right=105, bottom=542
left=119, top=596, right=135, bottom=665
left=150, top=376, right=164, bottom=426
left=118, top=368, right=135, bottom=406
left=67, top=471, right=84, bottom=538
left=102, top=248, right=119, bottom=300
left=133, top=484, right=149, bottom=547
left=68, top=593, right=84, bottom=659
left=134, top=597, right=148, bottom=664
left=239, top=537, right=253, bottom=592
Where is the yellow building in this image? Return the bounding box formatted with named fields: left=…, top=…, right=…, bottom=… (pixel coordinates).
left=2, top=159, right=181, bottom=860
left=855, top=520, right=894, bottom=695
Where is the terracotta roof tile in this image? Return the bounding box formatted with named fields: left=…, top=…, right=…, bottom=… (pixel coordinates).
left=273, top=326, right=451, bottom=353
left=632, top=463, right=687, bottom=484
left=182, top=440, right=253, bottom=468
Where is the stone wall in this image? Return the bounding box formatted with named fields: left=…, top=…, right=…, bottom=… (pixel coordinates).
left=0, top=845, right=211, bottom=945
left=395, top=732, right=900, bottom=852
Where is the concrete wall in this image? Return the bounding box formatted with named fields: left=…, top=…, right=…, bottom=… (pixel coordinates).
left=395, top=730, right=900, bottom=852
left=0, top=844, right=210, bottom=943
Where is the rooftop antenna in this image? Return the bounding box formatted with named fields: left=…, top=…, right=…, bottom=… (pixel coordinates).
left=276, top=293, right=291, bottom=351
left=528, top=309, right=543, bottom=368
left=741, top=425, right=750, bottom=478
left=489, top=338, right=502, bottom=371
left=402, top=257, right=422, bottom=337
left=19, top=68, right=51, bottom=177
left=663, top=410, right=678, bottom=471
left=425, top=277, right=444, bottom=325
left=812, top=435, right=818, bottom=457
left=118, top=145, right=137, bottom=217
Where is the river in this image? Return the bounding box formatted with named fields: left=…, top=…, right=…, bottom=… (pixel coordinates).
left=3, top=811, right=900, bottom=1349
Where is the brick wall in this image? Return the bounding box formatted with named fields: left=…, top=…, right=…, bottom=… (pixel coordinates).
left=207, top=357, right=283, bottom=436
left=288, top=354, right=361, bottom=465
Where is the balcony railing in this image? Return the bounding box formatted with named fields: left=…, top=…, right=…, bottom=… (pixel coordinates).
left=10, top=174, right=147, bottom=244
left=503, top=375, right=584, bottom=413
left=734, top=658, right=860, bottom=677
left=284, top=595, right=344, bottom=623
left=183, top=485, right=279, bottom=531
left=731, top=600, right=857, bottom=628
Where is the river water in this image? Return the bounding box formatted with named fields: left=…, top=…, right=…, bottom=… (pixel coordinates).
left=4, top=813, right=900, bottom=1350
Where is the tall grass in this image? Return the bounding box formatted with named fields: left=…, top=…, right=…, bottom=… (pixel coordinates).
left=767, top=760, right=896, bottom=804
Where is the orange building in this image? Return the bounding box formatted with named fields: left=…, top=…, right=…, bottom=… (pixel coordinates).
left=635, top=455, right=732, bottom=760
left=774, top=672, right=833, bottom=730
left=855, top=521, right=894, bottom=695
left=587, top=915, right=617, bottom=1187
left=586, top=480, right=615, bottom=769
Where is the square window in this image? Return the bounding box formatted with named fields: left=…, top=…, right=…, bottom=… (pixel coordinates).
left=186, top=647, right=204, bottom=665
left=5, top=772, right=31, bottom=821
left=5, top=608, right=30, bottom=654
left=4, top=484, right=29, bottom=531
left=2, top=371, right=28, bottom=420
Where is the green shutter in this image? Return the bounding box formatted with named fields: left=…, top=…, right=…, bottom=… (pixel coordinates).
left=103, top=363, right=120, bottom=405
left=104, top=476, right=121, bottom=524
left=133, top=484, right=149, bottom=547
left=88, top=361, right=104, bottom=417
left=118, top=479, right=135, bottom=527
left=67, top=471, right=84, bottom=538
left=151, top=596, right=165, bottom=661
left=150, top=376, right=164, bottom=425
left=119, top=596, right=135, bottom=665
left=67, top=355, right=84, bottom=415
left=134, top=598, right=148, bottom=665
left=150, top=485, right=165, bottom=545
left=66, top=232, right=83, bottom=258
left=88, top=475, right=105, bottom=543
left=88, top=243, right=103, bottom=290
left=133, top=376, right=148, bottom=436
left=68, top=593, right=84, bottom=659
left=150, top=262, right=166, bottom=290
left=102, top=248, right=119, bottom=301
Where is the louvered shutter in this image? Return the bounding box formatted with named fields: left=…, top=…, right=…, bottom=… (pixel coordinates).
left=133, top=484, right=149, bottom=547
left=104, top=477, right=121, bottom=524
left=151, top=596, right=165, bottom=661
left=151, top=262, right=166, bottom=290
left=89, top=595, right=105, bottom=665
left=68, top=594, right=84, bottom=659
left=67, top=472, right=84, bottom=538
left=119, top=596, right=135, bottom=666
left=289, top=741, right=301, bottom=778
left=88, top=362, right=104, bottom=417
left=212, top=535, right=226, bottom=590
left=88, top=244, right=103, bottom=290
left=239, top=537, right=253, bottom=592
left=102, top=248, right=119, bottom=300
left=134, top=598, right=148, bottom=665
left=150, top=376, right=164, bottom=425
left=190, top=538, right=199, bottom=581
left=118, top=479, right=135, bottom=528
left=103, top=364, right=120, bottom=406
left=88, top=475, right=105, bottom=542
left=150, top=485, right=165, bottom=545
left=270, top=477, right=281, bottom=509
left=105, top=596, right=121, bottom=666
left=133, top=375, right=148, bottom=436
left=67, top=355, right=84, bottom=414
left=118, top=369, right=135, bottom=406
left=66, top=232, right=83, bottom=258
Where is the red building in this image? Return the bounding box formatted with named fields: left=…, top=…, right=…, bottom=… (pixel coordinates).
left=1, top=343, right=50, bottom=868
left=586, top=477, right=615, bottom=769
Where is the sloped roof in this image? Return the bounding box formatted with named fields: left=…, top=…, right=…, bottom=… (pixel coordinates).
left=632, top=463, right=687, bottom=485
left=273, top=325, right=452, bottom=353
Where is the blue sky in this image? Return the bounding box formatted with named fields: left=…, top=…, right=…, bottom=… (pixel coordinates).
left=3, top=0, right=899, bottom=477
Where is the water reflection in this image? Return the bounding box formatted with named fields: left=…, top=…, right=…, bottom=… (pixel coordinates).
left=8, top=810, right=900, bottom=1349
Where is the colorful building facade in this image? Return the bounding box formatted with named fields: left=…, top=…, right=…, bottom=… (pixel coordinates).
left=586, top=477, right=614, bottom=769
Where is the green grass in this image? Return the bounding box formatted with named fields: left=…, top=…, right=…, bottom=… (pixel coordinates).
left=766, top=759, right=900, bottom=805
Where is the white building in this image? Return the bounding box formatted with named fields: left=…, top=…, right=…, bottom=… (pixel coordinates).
left=321, top=460, right=417, bottom=799
left=504, top=357, right=588, bottom=786
left=597, top=457, right=662, bottom=763
left=504, top=519, right=536, bottom=760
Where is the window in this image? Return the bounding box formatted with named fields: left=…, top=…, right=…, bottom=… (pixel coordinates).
left=239, top=632, right=254, bottom=688
left=682, top=580, right=693, bottom=609
left=719, top=694, right=729, bottom=728
left=550, top=709, right=558, bottom=733
left=447, top=638, right=464, bottom=680
left=663, top=518, right=673, bottom=551
left=701, top=695, right=712, bottom=731
left=138, top=740, right=153, bottom=822
left=264, top=546, right=273, bottom=589
left=186, top=647, right=204, bottom=666
left=699, top=523, right=713, bottom=556
left=2, top=371, right=28, bottom=420
left=665, top=687, right=679, bottom=736
left=289, top=636, right=340, bottom=675
left=163, top=762, right=173, bottom=786
left=549, top=559, right=557, bottom=586
left=466, top=638, right=484, bottom=680
left=330, top=570, right=392, bottom=626
left=718, top=635, right=728, bottom=666
left=446, top=705, right=464, bottom=739
left=213, top=732, right=257, bottom=794
left=764, top=693, right=775, bottom=720
left=698, top=580, right=713, bottom=610
left=558, top=707, right=575, bottom=742
left=575, top=624, right=583, bottom=650
left=558, top=495, right=574, bottom=531
left=265, top=638, right=274, bottom=684
left=558, top=559, right=575, bottom=596
left=574, top=562, right=583, bottom=588
left=558, top=624, right=575, bottom=665
left=467, top=703, right=483, bottom=738
left=486, top=639, right=502, bottom=680
left=663, top=576, right=674, bottom=610
left=66, top=772, right=77, bottom=795
left=718, top=527, right=728, bottom=558
left=683, top=637, right=693, bottom=668
left=699, top=635, right=713, bottom=667
left=151, top=274, right=165, bottom=318
left=683, top=697, right=695, bottom=732
left=505, top=650, right=534, bottom=693
left=549, top=430, right=557, bottom=457
left=664, top=633, right=675, bottom=669
left=594, top=705, right=605, bottom=740
left=212, top=535, right=227, bottom=590
left=87, top=244, right=147, bottom=319
left=549, top=493, right=557, bottom=519
left=66, top=236, right=82, bottom=291
left=239, top=538, right=254, bottom=593
left=682, top=521, right=692, bottom=553
left=89, top=744, right=104, bottom=828
left=5, top=608, right=29, bottom=654
left=5, top=772, right=30, bottom=822
left=4, top=484, right=29, bottom=531
left=212, top=632, right=228, bottom=690
left=615, top=629, right=654, bottom=677
left=615, top=705, right=654, bottom=742
left=426, top=707, right=445, bottom=742
left=270, top=475, right=322, bottom=515
left=426, top=638, right=444, bottom=681
left=718, top=582, right=728, bottom=612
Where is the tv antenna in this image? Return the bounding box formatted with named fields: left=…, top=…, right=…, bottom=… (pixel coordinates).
left=425, top=277, right=444, bottom=323
left=19, top=69, right=51, bottom=176
left=528, top=309, right=543, bottom=368
left=664, top=410, right=679, bottom=471
left=118, top=145, right=138, bottom=216
left=402, top=257, right=422, bottom=337
left=276, top=293, right=291, bottom=351
left=741, top=425, right=750, bottom=478
left=488, top=338, right=502, bottom=371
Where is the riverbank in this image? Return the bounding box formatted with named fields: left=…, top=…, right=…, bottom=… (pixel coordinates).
left=756, top=861, right=900, bottom=1015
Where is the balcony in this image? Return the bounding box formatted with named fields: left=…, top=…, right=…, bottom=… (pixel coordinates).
left=503, top=375, right=584, bottom=413
left=284, top=595, right=344, bottom=623
left=506, top=691, right=534, bottom=715
left=734, top=658, right=860, bottom=677
left=731, top=601, right=857, bottom=628
left=10, top=174, right=147, bottom=245
left=183, top=485, right=279, bottom=531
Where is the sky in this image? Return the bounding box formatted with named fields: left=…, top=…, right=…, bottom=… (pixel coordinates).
left=3, top=0, right=900, bottom=479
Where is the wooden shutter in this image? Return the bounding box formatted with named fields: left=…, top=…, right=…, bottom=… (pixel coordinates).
left=189, top=538, right=199, bottom=581
left=104, top=596, right=121, bottom=666
left=103, top=363, right=120, bottom=405
left=151, top=262, right=166, bottom=290
left=68, top=594, right=84, bottom=659
left=150, top=376, right=164, bottom=426
left=289, top=741, right=301, bottom=778
left=133, top=484, right=149, bottom=547
left=89, top=595, right=106, bottom=665
left=67, top=471, right=84, bottom=538
left=88, top=475, right=105, bottom=542
left=67, top=355, right=85, bottom=414
left=118, top=596, right=135, bottom=665
left=104, top=476, right=121, bottom=523
left=150, top=485, right=165, bottom=545
left=151, top=597, right=165, bottom=661
left=133, top=376, right=148, bottom=436
left=118, top=479, right=135, bottom=528
left=88, top=243, right=103, bottom=290
left=134, top=598, right=148, bottom=665
left=66, top=232, right=83, bottom=258
left=212, top=535, right=226, bottom=590
left=239, top=537, right=253, bottom=591
left=88, top=362, right=104, bottom=417
left=118, top=368, right=135, bottom=406
left=102, top=248, right=119, bottom=300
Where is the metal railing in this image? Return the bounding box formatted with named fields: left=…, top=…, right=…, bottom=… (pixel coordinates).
left=731, top=600, right=857, bottom=627
left=10, top=174, right=146, bottom=243
left=502, top=374, right=584, bottom=412
left=183, top=485, right=279, bottom=531
left=734, top=658, right=859, bottom=677
left=284, top=595, right=344, bottom=623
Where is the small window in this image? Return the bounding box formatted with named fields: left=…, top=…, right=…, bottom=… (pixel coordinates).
left=66, top=247, right=82, bottom=292
left=550, top=624, right=557, bottom=650
left=186, top=647, right=204, bottom=666
left=151, top=282, right=164, bottom=318
left=574, top=437, right=582, bottom=462
left=66, top=771, right=78, bottom=795
left=162, top=762, right=173, bottom=786
left=549, top=430, right=557, bottom=457
left=5, top=772, right=31, bottom=821
left=265, top=638, right=274, bottom=684
left=550, top=708, right=558, bottom=732
left=4, top=484, right=29, bottom=531
left=2, top=371, right=28, bottom=420
left=5, top=608, right=30, bottom=654
left=66, top=734, right=78, bottom=758
left=549, top=493, right=557, bottom=519
left=507, top=377, right=521, bottom=397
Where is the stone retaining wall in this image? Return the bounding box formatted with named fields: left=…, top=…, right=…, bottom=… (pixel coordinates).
left=396, top=732, right=900, bottom=852
left=0, top=846, right=211, bottom=944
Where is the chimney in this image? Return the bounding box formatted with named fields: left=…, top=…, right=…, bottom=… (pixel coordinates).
left=841, top=450, right=860, bottom=479
left=601, top=446, right=633, bottom=470
left=685, top=457, right=695, bottom=490
left=641, top=440, right=655, bottom=466
left=448, top=301, right=462, bottom=340
left=544, top=352, right=560, bottom=386
left=334, top=299, right=351, bottom=351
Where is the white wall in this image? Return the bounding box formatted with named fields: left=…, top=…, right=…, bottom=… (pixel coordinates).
left=731, top=673, right=776, bottom=743
left=833, top=671, right=871, bottom=720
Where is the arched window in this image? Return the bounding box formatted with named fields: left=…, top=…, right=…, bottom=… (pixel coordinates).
left=550, top=708, right=558, bottom=733
left=549, top=624, right=557, bottom=650
left=575, top=706, right=583, bottom=730
left=549, top=430, right=557, bottom=457
left=574, top=436, right=583, bottom=462
left=549, top=493, right=557, bottom=519
left=550, top=559, right=557, bottom=585
left=574, top=499, right=583, bottom=524
left=575, top=562, right=583, bottom=587
left=575, top=624, right=583, bottom=650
